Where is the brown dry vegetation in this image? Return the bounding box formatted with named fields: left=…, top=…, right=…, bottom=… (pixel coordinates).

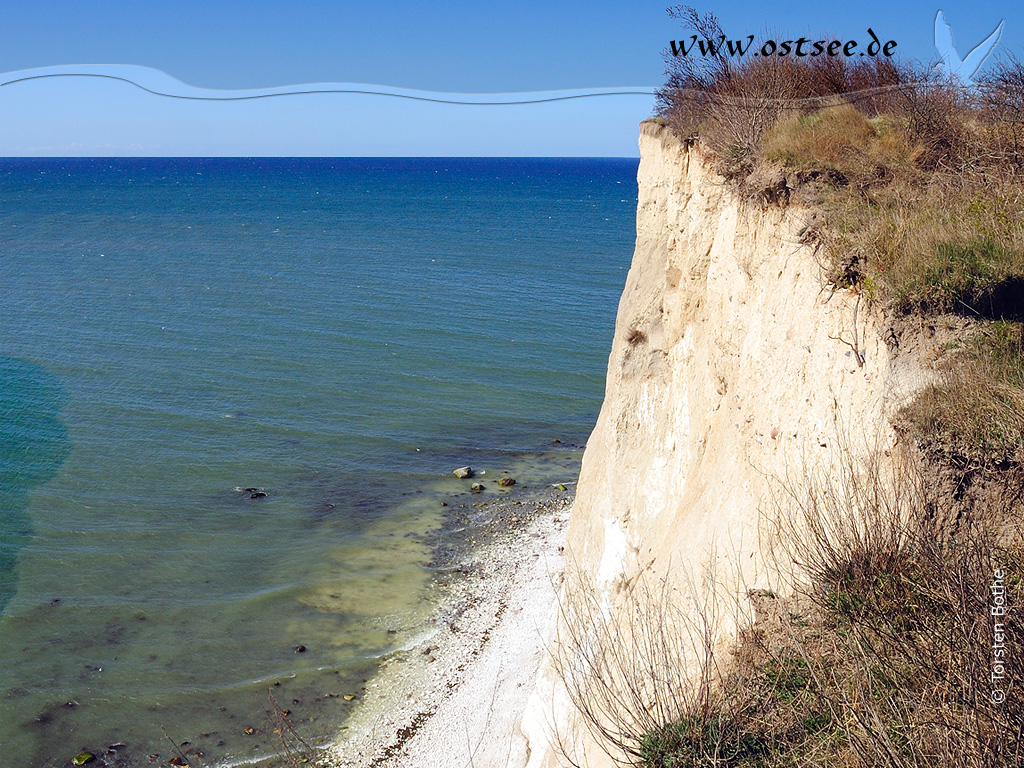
left=558, top=447, right=1024, bottom=768
left=902, top=322, right=1024, bottom=467
left=658, top=10, right=1024, bottom=316
left=658, top=8, right=1024, bottom=471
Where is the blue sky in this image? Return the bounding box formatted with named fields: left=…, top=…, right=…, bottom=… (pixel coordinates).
left=0, top=0, right=1018, bottom=156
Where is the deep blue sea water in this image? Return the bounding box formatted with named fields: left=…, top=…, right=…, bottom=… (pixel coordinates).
left=0, top=157, right=637, bottom=766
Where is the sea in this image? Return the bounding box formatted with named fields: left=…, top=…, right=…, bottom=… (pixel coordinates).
left=0, top=157, right=637, bottom=767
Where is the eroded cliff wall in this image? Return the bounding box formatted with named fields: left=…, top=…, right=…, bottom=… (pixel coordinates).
left=521, top=120, right=926, bottom=767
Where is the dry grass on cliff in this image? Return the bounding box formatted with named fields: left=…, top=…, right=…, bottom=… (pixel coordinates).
left=657, top=9, right=1024, bottom=470
left=901, top=321, right=1024, bottom=467
left=757, top=450, right=1024, bottom=768
left=660, top=52, right=1024, bottom=321
left=560, top=449, right=1024, bottom=768
left=657, top=10, right=1024, bottom=320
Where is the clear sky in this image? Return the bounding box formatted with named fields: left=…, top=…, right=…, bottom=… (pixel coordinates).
left=0, top=0, right=1018, bottom=156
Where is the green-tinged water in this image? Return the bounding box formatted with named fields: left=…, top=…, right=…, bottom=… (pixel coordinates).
left=0, top=358, right=70, bottom=615
left=0, top=157, right=636, bottom=767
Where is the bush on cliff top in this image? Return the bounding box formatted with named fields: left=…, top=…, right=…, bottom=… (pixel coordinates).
left=656, top=7, right=1024, bottom=321
left=656, top=7, right=1024, bottom=470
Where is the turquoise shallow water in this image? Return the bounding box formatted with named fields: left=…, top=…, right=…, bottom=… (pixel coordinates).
left=0, top=157, right=636, bottom=767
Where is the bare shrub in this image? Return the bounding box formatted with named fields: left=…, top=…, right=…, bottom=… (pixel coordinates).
left=263, top=689, right=317, bottom=768
left=549, top=564, right=749, bottom=766
left=550, top=555, right=861, bottom=767
left=767, top=438, right=920, bottom=603
left=767, top=444, right=1024, bottom=768
left=656, top=6, right=731, bottom=141
left=978, top=54, right=1024, bottom=168
left=552, top=439, right=1022, bottom=768
left=657, top=7, right=919, bottom=176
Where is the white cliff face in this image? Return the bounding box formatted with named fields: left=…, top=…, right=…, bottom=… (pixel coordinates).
left=520, top=121, right=925, bottom=767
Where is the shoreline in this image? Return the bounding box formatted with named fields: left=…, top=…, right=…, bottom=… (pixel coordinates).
left=325, top=485, right=570, bottom=768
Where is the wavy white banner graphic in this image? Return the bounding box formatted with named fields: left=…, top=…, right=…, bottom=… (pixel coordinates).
left=0, top=64, right=658, bottom=104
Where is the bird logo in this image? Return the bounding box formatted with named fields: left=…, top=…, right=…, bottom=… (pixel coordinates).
left=934, top=10, right=1004, bottom=85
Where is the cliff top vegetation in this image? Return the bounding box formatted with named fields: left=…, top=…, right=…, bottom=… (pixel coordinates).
left=656, top=7, right=1024, bottom=472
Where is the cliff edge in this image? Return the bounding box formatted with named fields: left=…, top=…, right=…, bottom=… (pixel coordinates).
left=520, top=120, right=932, bottom=767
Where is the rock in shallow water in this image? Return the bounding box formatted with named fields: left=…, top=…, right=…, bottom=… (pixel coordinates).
left=497, top=477, right=516, bottom=487
left=453, top=466, right=474, bottom=479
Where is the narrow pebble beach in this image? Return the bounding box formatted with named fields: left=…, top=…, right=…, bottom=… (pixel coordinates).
left=330, top=486, right=572, bottom=768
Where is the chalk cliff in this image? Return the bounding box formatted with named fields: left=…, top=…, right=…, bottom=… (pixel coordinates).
left=520, top=120, right=929, bottom=767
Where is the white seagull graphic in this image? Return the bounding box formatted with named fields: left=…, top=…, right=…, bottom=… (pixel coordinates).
left=934, top=11, right=1004, bottom=85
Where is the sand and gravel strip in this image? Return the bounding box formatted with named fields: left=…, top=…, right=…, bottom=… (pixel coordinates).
left=326, top=491, right=569, bottom=768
